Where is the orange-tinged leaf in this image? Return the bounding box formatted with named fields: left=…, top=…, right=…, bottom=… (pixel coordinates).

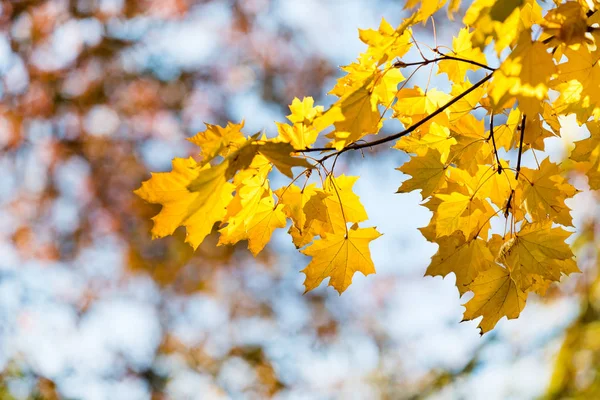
left=301, top=224, right=381, bottom=294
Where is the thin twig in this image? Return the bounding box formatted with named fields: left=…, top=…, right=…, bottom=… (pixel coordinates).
left=299, top=73, right=494, bottom=158
left=515, top=114, right=526, bottom=180
left=327, top=175, right=349, bottom=238
left=314, top=73, right=494, bottom=162
left=395, top=55, right=495, bottom=71
left=409, top=30, right=427, bottom=61
left=488, top=113, right=502, bottom=173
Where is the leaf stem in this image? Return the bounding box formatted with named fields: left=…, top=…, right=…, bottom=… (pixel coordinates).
left=327, top=175, right=349, bottom=238
left=273, top=169, right=311, bottom=209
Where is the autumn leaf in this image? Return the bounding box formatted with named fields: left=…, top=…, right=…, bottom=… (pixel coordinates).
left=426, top=232, right=495, bottom=295
left=135, top=158, right=233, bottom=249
left=188, top=121, right=247, bottom=163
left=136, top=3, right=592, bottom=334
left=359, top=17, right=412, bottom=65
left=301, top=224, right=381, bottom=294
left=438, top=28, right=487, bottom=83
left=330, top=79, right=382, bottom=149
left=463, top=264, right=527, bottom=334
left=499, top=221, right=579, bottom=290
left=397, top=149, right=447, bottom=199
left=219, top=195, right=287, bottom=256
left=257, top=142, right=313, bottom=179
left=518, top=158, right=576, bottom=226
left=490, top=0, right=524, bottom=22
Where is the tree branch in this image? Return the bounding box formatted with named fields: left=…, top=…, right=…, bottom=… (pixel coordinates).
left=299, top=72, right=494, bottom=162
left=515, top=114, right=526, bottom=180
left=488, top=113, right=502, bottom=174
left=399, top=54, right=495, bottom=72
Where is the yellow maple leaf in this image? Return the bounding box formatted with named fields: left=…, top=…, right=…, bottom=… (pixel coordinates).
left=449, top=81, right=487, bottom=122
left=358, top=17, right=413, bottom=65
left=552, top=46, right=600, bottom=122
left=321, top=174, right=369, bottom=234
left=276, top=183, right=330, bottom=248
left=276, top=123, right=318, bottom=151
left=283, top=175, right=368, bottom=248
left=463, top=264, right=527, bottom=334
left=488, top=35, right=556, bottom=114
left=393, top=87, right=451, bottom=132
left=569, top=122, right=600, bottom=163
left=394, top=122, right=456, bottom=161
left=287, top=97, right=322, bottom=124
left=135, top=158, right=234, bottom=249
left=397, top=149, right=447, bottom=199
left=188, top=121, right=247, bottom=163
left=219, top=160, right=273, bottom=244
left=275, top=184, right=315, bottom=232
left=276, top=108, right=344, bottom=150
left=405, top=0, right=448, bottom=22
left=489, top=0, right=523, bottom=22
left=301, top=224, right=381, bottom=294
left=490, top=108, right=520, bottom=151
left=518, top=158, right=576, bottom=226
left=219, top=195, right=287, bottom=256
left=257, top=142, right=313, bottom=179
left=329, top=79, right=382, bottom=149
left=434, top=192, right=490, bottom=237
left=426, top=232, right=495, bottom=295
left=449, top=163, right=515, bottom=209
left=438, top=28, right=487, bottom=83
left=541, top=2, right=590, bottom=46
left=499, top=221, right=579, bottom=290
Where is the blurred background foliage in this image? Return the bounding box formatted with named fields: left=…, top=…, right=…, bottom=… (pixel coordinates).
left=1, top=0, right=600, bottom=399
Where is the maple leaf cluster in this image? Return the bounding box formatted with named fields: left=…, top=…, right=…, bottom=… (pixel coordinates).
left=136, top=0, right=600, bottom=334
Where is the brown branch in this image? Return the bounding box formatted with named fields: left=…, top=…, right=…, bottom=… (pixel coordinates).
left=488, top=113, right=502, bottom=174
left=394, top=56, right=495, bottom=71
left=299, top=72, right=494, bottom=162
left=515, top=114, right=526, bottom=180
